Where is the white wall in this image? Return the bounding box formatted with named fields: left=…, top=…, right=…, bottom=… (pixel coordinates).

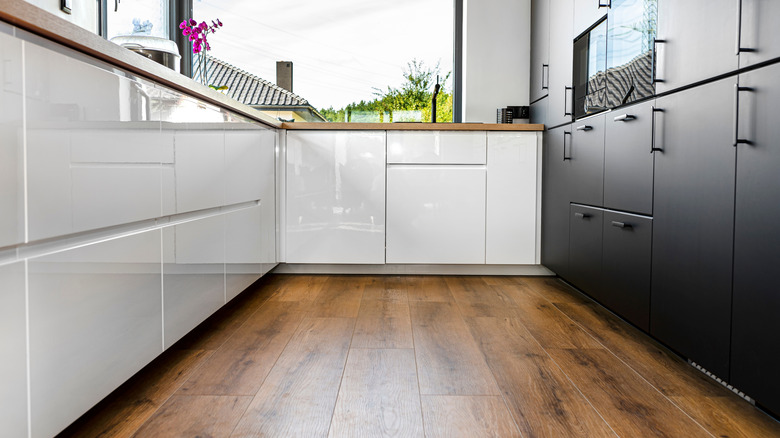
left=24, top=0, right=98, bottom=34
left=463, top=0, right=531, bottom=123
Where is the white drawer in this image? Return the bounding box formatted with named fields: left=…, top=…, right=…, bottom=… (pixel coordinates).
left=387, top=131, right=486, bottom=164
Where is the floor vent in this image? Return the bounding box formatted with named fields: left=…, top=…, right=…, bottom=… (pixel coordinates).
left=688, top=360, right=755, bottom=404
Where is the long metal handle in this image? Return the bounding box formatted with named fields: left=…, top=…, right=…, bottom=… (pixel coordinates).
left=563, top=131, right=572, bottom=161
left=611, top=221, right=631, bottom=229
left=651, top=106, right=664, bottom=153
left=598, top=0, right=611, bottom=8
left=574, top=212, right=591, bottom=219
left=542, top=64, right=549, bottom=90
left=613, top=114, right=636, bottom=122
left=564, top=86, right=572, bottom=116
left=733, top=84, right=753, bottom=146
left=652, top=39, right=666, bottom=84
left=575, top=125, right=593, bottom=131
left=736, top=0, right=743, bottom=55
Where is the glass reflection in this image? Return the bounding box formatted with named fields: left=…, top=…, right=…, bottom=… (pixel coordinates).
left=606, top=0, right=658, bottom=107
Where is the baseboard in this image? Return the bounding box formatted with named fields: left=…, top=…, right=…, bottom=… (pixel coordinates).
left=270, top=263, right=555, bottom=276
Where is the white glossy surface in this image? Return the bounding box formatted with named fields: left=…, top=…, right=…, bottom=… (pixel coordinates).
left=286, top=131, right=386, bottom=264
left=387, top=131, right=487, bottom=164
left=28, top=231, right=162, bottom=438
left=226, top=207, right=264, bottom=301
left=163, top=216, right=225, bottom=349
left=386, top=165, right=487, bottom=264
left=0, top=30, right=23, bottom=247
left=0, top=262, right=27, bottom=438
left=173, top=129, right=225, bottom=213
left=486, top=132, right=539, bottom=264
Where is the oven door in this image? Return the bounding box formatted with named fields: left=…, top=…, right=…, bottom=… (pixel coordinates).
left=573, top=18, right=607, bottom=120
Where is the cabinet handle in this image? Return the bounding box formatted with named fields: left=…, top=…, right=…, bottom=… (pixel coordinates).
left=735, top=0, right=756, bottom=55
left=564, top=86, right=572, bottom=116
left=563, top=131, right=572, bottom=161
left=598, top=0, right=611, bottom=8
left=613, top=114, right=636, bottom=122
left=574, top=212, right=591, bottom=219
left=542, top=64, right=549, bottom=90
left=611, top=221, right=631, bottom=229
left=576, top=125, right=593, bottom=131
left=652, top=39, right=666, bottom=84
left=733, top=84, right=753, bottom=147
left=651, top=106, right=664, bottom=153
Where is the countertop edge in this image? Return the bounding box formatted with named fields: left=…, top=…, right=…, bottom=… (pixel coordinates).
left=0, top=0, right=282, bottom=129
left=281, top=122, right=545, bottom=131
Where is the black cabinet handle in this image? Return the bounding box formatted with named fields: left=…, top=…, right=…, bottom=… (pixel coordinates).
left=613, top=114, right=636, bottom=122
left=651, top=106, right=664, bottom=153
left=652, top=39, right=666, bottom=84
left=542, top=64, right=549, bottom=90
left=733, top=84, right=754, bottom=147
left=563, top=131, right=572, bottom=161
left=564, top=86, right=572, bottom=116
left=598, top=0, right=611, bottom=8
left=735, top=0, right=756, bottom=55
left=574, top=212, right=591, bottom=219
left=575, top=125, right=593, bottom=131
left=611, top=221, right=631, bottom=228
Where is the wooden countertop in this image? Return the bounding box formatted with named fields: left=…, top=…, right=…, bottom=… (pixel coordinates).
left=0, top=1, right=544, bottom=133
left=282, top=122, right=544, bottom=131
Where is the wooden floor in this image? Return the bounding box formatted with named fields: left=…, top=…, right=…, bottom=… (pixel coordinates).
left=59, top=275, right=780, bottom=437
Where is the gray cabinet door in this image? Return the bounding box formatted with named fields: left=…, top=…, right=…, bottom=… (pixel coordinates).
left=568, top=204, right=603, bottom=295
left=739, top=0, right=780, bottom=68
left=547, top=0, right=574, bottom=128
left=656, top=0, right=739, bottom=93
left=530, top=0, right=551, bottom=103
left=731, top=63, right=780, bottom=415
left=650, top=77, right=736, bottom=378
left=569, top=113, right=605, bottom=206
left=603, top=99, right=655, bottom=215
left=602, top=211, right=652, bottom=331
left=574, top=0, right=608, bottom=37
left=530, top=96, right=548, bottom=125
left=541, top=126, right=572, bottom=277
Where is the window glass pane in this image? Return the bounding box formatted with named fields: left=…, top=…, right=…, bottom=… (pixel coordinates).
left=108, top=0, right=170, bottom=39
left=191, top=0, right=453, bottom=122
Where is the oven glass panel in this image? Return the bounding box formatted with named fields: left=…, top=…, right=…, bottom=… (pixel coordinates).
left=607, top=0, right=658, bottom=107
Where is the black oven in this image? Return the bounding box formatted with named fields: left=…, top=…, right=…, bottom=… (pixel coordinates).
left=572, top=0, right=658, bottom=120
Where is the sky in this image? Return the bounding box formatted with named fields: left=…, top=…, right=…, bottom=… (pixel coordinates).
left=192, top=0, right=454, bottom=110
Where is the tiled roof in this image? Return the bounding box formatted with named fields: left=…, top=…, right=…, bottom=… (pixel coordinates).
left=195, top=55, right=309, bottom=107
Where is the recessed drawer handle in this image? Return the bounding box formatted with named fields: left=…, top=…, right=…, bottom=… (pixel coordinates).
left=575, top=125, right=593, bottom=131
left=611, top=221, right=632, bottom=228
left=613, top=114, right=636, bottom=122
left=574, top=212, right=591, bottom=219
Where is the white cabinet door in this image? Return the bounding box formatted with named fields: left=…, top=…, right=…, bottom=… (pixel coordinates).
left=286, top=131, right=386, bottom=264
left=386, top=165, right=486, bottom=264
left=486, top=132, right=540, bottom=264
left=0, top=262, right=27, bottom=438
left=387, top=131, right=486, bottom=164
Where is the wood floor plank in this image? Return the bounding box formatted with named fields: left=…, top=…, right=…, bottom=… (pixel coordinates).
left=465, top=317, right=617, bottom=437
left=133, top=395, right=251, bottom=437
left=546, top=348, right=712, bottom=438
left=409, top=301, right=499, bottom=395
left=445, top=276, right=521, bottom=318
left=420, top=396, right=521, bottom=438
left=406, top=276, right=454, bottom=302
left=328, top=349, right=424, bottom=438
left=177, top=302, right=306, bottom=396
left=668, top=395, right=780, bottom=438
left=308, top=276, right=365, bottom=318
left=520, top=277, right=593, bottom=305
left=501, top=284, right=602, bottom=349
left=269, top=274, right=328, bottom=304
left=57, top=349, right=213, bottom=438
left=230, top=317, right=354, bottom=437
left=362, top=276, right=408, bottom=302
left=351, top=300, right=414, bottom=349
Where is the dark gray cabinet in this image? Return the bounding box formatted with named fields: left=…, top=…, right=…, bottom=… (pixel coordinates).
left=650, top=77, right=736, bottom=378
left=568, top=204, right=603, bottom=295
left=731, top=63, right=780, bottom=415
left=541, top=126, right=572, bottom=277
left=656, top=0, right=739, bottom=93
left=739, top=0, right=780, bottom=67
left=569, top=113, right=605, bottom=206
left=603, top=99, right=655, bottom=215
left=547, top=0, right=574, bottom=128
left=530, top=0, right=550, bottom=104
left=602, top=211, right=652, bottom=331
left=530, top=97, right=548, bottom=125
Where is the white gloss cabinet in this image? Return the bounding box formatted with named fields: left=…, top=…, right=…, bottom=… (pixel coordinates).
left=0, top=27, right=23, bottom=247
left=486, top=132, right=540, bottom=264
left=386, top=165, right=487, bottom=264
left=0, top=262, right=27, bottom=438
left=387, top=130, right=486, bottom=164
left=28, top=231, right=162, bottom=438
left=286, top=131, right=386, bottom=264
